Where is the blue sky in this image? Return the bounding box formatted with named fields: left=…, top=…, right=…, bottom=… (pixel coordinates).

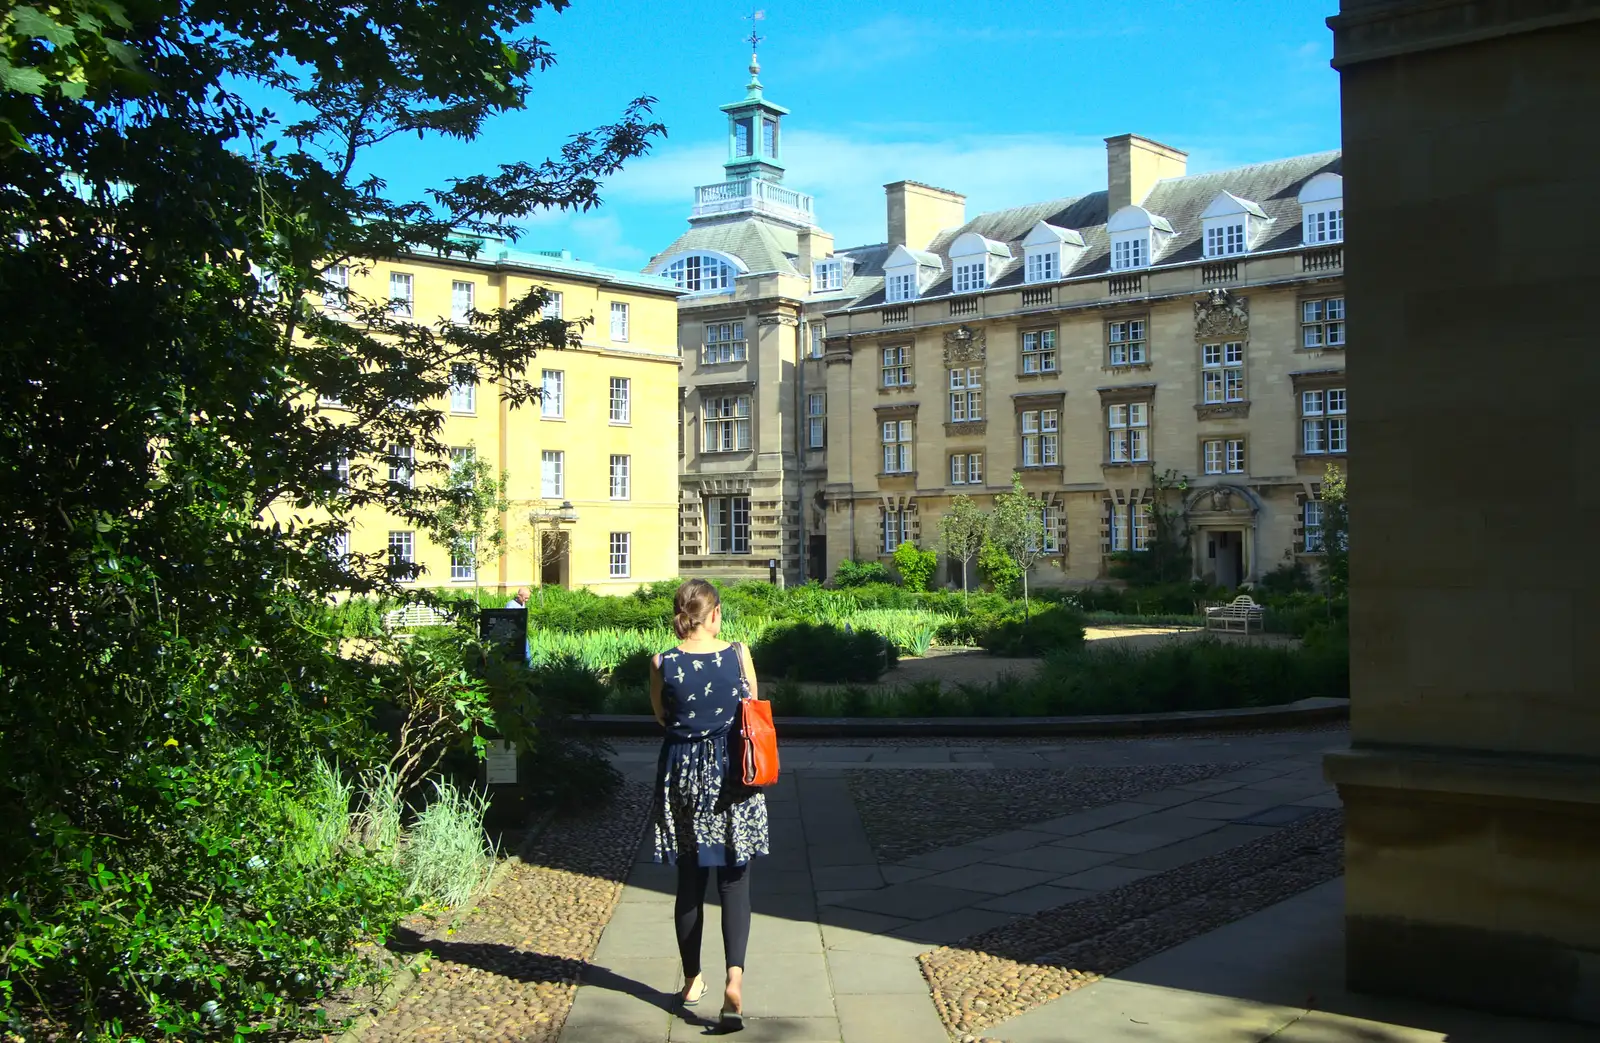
left=356, top=0, right=1342, bottom=271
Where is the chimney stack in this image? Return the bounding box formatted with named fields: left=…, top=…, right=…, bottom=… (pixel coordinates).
left=885, top=180, right=966, bottom=251
left=1105, top=134, right=1188, bottom=214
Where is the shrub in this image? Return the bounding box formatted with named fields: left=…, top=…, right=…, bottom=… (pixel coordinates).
left=751, top=621, right=892, bottom=683
left=1258, top=560, right=1316, bottom=596
left=977, top=537, right=1022, bottom=596
left=402, top=779, right=498, bottom=908
left=892, top=542, right=939, bottom=592
left=833, top=559, right=892, bottom=588
left=977, top=604, right=1088, bottom=657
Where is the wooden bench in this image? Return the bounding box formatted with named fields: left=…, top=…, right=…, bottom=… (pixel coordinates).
left=1204, top=595, right=1265, bottom=633
left=382, top=604, right=455, bottom=633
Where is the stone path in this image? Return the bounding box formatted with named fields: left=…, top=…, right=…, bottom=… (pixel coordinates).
left=559, top=730, right=1592, bottom=1042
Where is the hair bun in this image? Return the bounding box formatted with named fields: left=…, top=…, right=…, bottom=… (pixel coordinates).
left=671, top=579, right=720, bottom=639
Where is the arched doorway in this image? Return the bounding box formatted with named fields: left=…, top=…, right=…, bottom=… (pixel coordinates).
left=1183, top=483, right=1260, bottom=588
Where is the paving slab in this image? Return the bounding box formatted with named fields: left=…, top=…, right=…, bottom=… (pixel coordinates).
left=986, top=844, right=1122, bottom=874
left=561, top=959, right=677, bottom=1043
left=1168, top=799, right=1277, bottom=821
left=811, top=864, right=885, bottom=891
left=1030, top=801, right=1167, bottom=835
left=835, top=992, right=949, bottom=1043
left=1046, top=827, right=1180, bottom=855
left=891, top=907, right=1019, bottom=945
left=1053, top=864, right=1160, bottom=891
left=881, top=864, right=937, bottom=884
left=974, top=884, right=1098, bottom=915
left=896, top=844, right=992, bottom=871
left=1236, top=805, right=1323, bottom=828
left=1112, top=824, right=1279, bottom=872
left=967, top=828, right=1062, bottom=853
left=667, top=1015, right=843, bottom=1042
left=826, top=948, right=934, bottom=994
left=831, top=880, right=992, bottom=919
left=918, top=863, right=1061, bottom=896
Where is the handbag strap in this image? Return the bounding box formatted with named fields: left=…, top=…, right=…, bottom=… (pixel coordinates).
left=730, top=641, right=750, bottom=696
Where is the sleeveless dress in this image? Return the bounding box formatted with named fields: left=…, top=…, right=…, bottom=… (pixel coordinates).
left=650, top=642, right=770, bottom=867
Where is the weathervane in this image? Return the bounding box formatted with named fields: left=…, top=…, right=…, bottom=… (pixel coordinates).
left=744, top=8, right=766, bottom=72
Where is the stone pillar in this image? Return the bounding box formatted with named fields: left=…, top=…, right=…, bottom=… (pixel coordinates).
left=1325, top=1, right=1600, bottom=1024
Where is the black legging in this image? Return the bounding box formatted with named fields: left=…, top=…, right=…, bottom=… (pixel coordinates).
left=675, top=856, right=751, bottom=979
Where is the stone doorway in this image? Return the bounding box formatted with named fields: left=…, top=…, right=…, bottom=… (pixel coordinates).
left=539, top=531, right=570, bottom=589
left=1207, top=529, right=1246, bottom=588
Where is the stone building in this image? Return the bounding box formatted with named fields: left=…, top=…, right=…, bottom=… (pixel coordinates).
left=1323, top=0, right=1600, bottom=1024
left=821, top=137, right=1348, bottom=588
left=646, top=53, right=888, bottom=585
left=314, top=242, right=683, bottom=593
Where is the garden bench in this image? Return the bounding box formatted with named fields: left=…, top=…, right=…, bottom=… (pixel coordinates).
left=382, top=604, right=454, bottom=633
left=1204, top=595, right=1265, bottom=634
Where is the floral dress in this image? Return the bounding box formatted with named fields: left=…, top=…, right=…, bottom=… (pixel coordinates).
left=650, top=642, right=770, bottom=867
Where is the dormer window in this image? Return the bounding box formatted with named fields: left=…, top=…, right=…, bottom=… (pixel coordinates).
left=882, top=244, right=943, bottom=304
left=1021, top=221, right=1085, bottom=284
left=947, top=232, right=1010, bottom=296
left=1107, top=206, right=1172, bottom=272
left=1298, top=172, right=1345, bottom=245
left=657, top=251, right=745, bottom=293
left=1201, top=192, right=1267, bottom=259
left=812, top=258, right=845, bottom=293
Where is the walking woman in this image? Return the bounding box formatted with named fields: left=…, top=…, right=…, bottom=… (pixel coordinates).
left=649, top=579, right=769, bottom=1029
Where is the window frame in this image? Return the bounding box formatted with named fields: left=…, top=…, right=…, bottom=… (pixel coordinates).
left=387, top=530, right=414, bottom=578
left=1020, top=408, right=1059, bottom=468
left=540, top=449, right=565, bottom=498
left=812, top=259, right=843, bottom=293
left=449, top=363, right=477, bottom=414
left=1024, top=247, right=1058, bottom=284
left=1301, top=295, right=1347, bottom=350
left=540, top=369, right=564, bottom=419
left=703, top=320, right=748, bottom=364
left=952, top=259, right=987, bottom=294
left=705, top=495, right=752, bottom=555
left=387, top=444, right=414, bottom=488
left=540, top=290, right=563, bottom=319
left=1200, top=340, right=1247, bottom=405
left=1203, top=221, right=1248, bottom=258
left=388, top=271, right=414, bottom=317
left=450, top=537, right=476, bottom=582
left=1303, top=205, right=1345, bottom=245
left=1107, top=317, right=1148, bottom=367
left=947, top=366, right=983, bottom=423
left=609, top=300, right=630, bottom=342
left=608, top=532, right=631, bottom=578
left=1021, top=327, right=1058, bottom=374
left=666, top=254, right=736, bottom=293
left=807, top=392, right=826, bottom=449
left=880, top=418, right=914, bottom=475
left=450, top=279, right=474, bottom=323
left=609, top=454, right=630, bottom=500
left=885, top=271, right=916, bottom=303
left=1110, top=233, right=1149, bottom=271
left=702, top=394, right=752, bottom=454
left=1299, top=385, right=1348, bottom=456
left=323, top=264, right=350, bottom=311
left=880, top=344, right=912, bottom=388
left=1107, top=401, right=1151, bottom=463
left=609, top=376, right=631, bottom=424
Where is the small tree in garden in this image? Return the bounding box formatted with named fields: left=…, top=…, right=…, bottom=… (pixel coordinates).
left=426, top=447, right=511, bottom=598
left=938, top=495, right=989, bottom=600
left=977, top=537, right=1023, bottom=597
left=989, top=473, right=1049, bottom=616
left=1319, top=463, right=1350, bottom=600
left=891, top=541, right=938, bottom=592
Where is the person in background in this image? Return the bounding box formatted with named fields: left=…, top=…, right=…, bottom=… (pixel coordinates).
left=648, top=579, right=768, bottom=1030
left=503, top=587, right=530, bottom=610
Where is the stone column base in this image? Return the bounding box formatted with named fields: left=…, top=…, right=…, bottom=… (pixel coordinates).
left=1326, top=746, right=1600, bottom=1024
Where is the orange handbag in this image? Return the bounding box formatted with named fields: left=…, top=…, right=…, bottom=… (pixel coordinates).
left=732, top=643, right=779, bottom=787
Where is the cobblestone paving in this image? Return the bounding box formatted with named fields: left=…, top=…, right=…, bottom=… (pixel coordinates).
left=360, top=783, right=650, bottom=1043
left=919, top=809, right=1344, bottom=1038
left=847, top=763, right=1251, bottom=862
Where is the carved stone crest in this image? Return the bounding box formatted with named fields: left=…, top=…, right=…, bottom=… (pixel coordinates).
left=1194, top=288, right=1250, bottom=341
left=942, top=324, right=987, bottom=366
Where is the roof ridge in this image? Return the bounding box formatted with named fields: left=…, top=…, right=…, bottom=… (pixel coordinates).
left=1155, top=148, right=1342, bottom=188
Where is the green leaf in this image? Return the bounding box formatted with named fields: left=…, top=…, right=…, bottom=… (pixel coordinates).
left=0, top=59, right=49, bottom=96
left=11, top=6, right=77, bottom=46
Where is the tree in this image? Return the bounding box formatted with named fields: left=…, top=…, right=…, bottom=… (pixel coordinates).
left=891, top=540, right=938, bottom=592
left=938, top=494, right=988, bottom=601
left=426, top=446, right=511, bottom=598
left=988, top=473, right=1049, bottom=615
left=1320, top=463, right=1349, bottom=600
left=0, top=1, right=664, bottom=1035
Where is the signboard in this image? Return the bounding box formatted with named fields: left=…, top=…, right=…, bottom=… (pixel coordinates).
left=478, top=608, right=528, bottom=663
left=485, top=740, right=518, bottom=785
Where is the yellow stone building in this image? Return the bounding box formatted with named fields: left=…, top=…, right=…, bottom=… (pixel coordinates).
left=650, top=52, right=1346, bottom=589
left=317, top=242, right=682, bottom=594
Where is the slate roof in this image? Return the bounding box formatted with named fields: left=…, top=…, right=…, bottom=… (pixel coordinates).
left=647, top=218, right=804, bottom=278
left=839, top=149, right=1342, bottom=309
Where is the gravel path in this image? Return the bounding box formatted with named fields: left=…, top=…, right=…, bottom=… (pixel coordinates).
left=919, top=809, right=1344, bottom=1039
left=847, top=763, right=1252, bottom=862
left=358, top=783, right=651, bottom=1043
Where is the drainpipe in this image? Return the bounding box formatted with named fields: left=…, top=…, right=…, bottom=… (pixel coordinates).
left=795, top=318, right=807, bottom=587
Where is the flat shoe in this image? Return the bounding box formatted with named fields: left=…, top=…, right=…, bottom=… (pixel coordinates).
left=680, top=980, right=706, bottom=1006
left=719, top=1006, right=744, bottom=1031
